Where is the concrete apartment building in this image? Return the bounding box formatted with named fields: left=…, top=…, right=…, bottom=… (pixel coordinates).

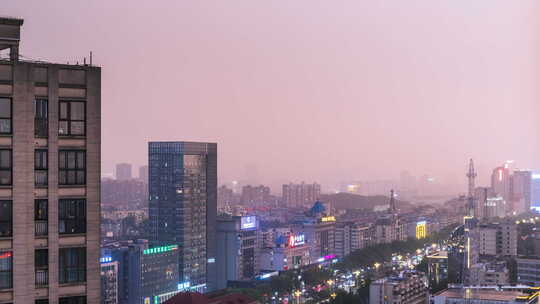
left=478, top=222, right=517, bottom=257
left=369, top=271, right=428, bottom=304
left=0, top=18, right=101, bottom=304
left=516, top=256, right=540, bottom=286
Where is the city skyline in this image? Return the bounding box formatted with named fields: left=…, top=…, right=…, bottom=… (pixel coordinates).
left=3, top=1, right=539, bottom=190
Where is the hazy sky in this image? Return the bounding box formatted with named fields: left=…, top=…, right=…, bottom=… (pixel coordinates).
left=5, top=1, right=540, bottom=191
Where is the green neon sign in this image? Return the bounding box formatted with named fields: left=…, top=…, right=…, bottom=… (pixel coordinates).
left=143, top=245, right=178, bottom=255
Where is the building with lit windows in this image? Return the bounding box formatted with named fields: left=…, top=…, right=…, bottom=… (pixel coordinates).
left=301, top=201, right=336, bottom=261
left=0, top=17, right=101, bottom=304
left=369, top=271, right=428, bottom=304
left=101, top=259, right=119, bottom=304
left=149, top=142, right=217, bottom=292
left=427, top=251, right=448, bottom=289
left=259, top=233, right=310, bottom=271
left=215, top=215, right=259, bottom=290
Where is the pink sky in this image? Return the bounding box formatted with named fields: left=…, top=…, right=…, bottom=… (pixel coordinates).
left=5, top=1, right=540, bottom=192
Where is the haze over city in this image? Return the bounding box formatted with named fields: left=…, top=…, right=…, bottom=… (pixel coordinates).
left=5, top=0, right=540, bottom=191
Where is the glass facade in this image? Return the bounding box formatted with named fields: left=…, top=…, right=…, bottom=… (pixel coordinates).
left=148, top=142, right=217, bottom=291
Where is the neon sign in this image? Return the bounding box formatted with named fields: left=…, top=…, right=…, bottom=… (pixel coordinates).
left=0, top=252, right=11, bottom=259
left=288, top=234, right=306, bottom=248
left=143, top=245, right=178, bottom=255
left=320, top=216, right=336, bottom=222
left=100, top=256, right=113, bottom=263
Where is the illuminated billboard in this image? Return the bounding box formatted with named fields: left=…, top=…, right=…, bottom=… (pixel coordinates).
left=320, top=216, right=336, bottom=222
left=241, top=216, right=257, bottom=230
left=288, top=233, right=306, bottom=248
left=416, top=221, right=427, bottom=239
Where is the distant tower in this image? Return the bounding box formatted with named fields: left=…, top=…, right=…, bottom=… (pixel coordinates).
left=466, top=159, right=477, bottom=217
left=389, top=189, right=397, bottom=214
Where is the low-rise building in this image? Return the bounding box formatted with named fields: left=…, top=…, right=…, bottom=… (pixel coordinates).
left=469, top=262, right=509, bottom=286
left=369, top=271, right=428, bottom=304
left=516, top=256, right=540, bottom=286
left=433, top=288, right=538, bottom=304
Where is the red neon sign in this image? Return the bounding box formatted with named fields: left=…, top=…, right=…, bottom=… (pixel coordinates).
left=0, top=252, right=12, bottom=259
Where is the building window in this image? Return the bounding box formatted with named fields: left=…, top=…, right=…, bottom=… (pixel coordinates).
left=35, top=249, right=48, bottom=287
left=0, top=251, right=12, bottom=289
left=35, top=99, right=48, bottom=137
left=35, top=199, right=48, bottom=236
left=59, top=247, right=86, bottom=284
left=36, top=300, right=49, bottom=304
left=59, top=199, right=86, bottom=234
left=0, top=150, right=11, bottom=185
left=58, top=150, right=85, bottom=185
left=59, top=296, right=86, bottom=304
left=0, top=98, right=11, bottom=134
left=35, top=150, right=48, bottom=186
left=59, top=100, right=85, bottom=136
left=0, top=201, right=11, bottom=237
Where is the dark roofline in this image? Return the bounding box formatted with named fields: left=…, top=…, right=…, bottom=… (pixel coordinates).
left=0, top=17, right=24, bottom=26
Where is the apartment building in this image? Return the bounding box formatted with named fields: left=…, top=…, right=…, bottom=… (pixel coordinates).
left=0, top=17, right=101, bottom=304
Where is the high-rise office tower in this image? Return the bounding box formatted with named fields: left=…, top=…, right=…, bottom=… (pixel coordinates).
left=491, top=165, right=511, bottom=204
left=148, top=142, right=217, bottom=292
left=512, top=170, right=532, bottom=213
left=115, top=163, right=132, bottom=181
left=532, top=173, right=540, bottom=211
left=0, top=18, right=101, bottom=304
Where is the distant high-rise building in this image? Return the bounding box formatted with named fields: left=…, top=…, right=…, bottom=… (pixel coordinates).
left=282, top=182, right=321, bottom=207
left=138, top=165, right=148, bottom=183
left=531, top=173, right=540, bottom=211
left=0, top=18, right=101, bottom=304
left=240, top=185, right=271, bottom=206
left=491, top=165, right=512, bottom=206
left=149, top=141, right=217, bottom=292
left=512, top=170, right=532, bottom=214
left=116, top=163, right=133, bottom=181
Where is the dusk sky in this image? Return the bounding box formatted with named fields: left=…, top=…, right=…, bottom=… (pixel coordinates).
left=5, top=1, right=540, bottom=192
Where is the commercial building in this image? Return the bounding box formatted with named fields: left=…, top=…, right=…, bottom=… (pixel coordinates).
left=433, top=288, right=538, bottom=304
left=115, top=163, right=132, bottom=181
left=101, top=240, right=180, bottom=304
left=0, top=18, right=101, bottom=304
left=259, top=233, right=310, bottom=271
left=369, top=271, right=428, bottom=304
left=148, top=141, right=217, bottom=292
left=100, top=259, right=119, bottom=304
left=215, top=215, right=259, bottom=290
left=282, top=182, right=321, bottom=208
left=301, top=201, right=335, bottom=261
left=426, top=251, right=448, bottom=288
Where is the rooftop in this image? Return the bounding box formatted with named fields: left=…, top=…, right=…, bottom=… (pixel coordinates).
left=436, top=289, right=529, bottom=302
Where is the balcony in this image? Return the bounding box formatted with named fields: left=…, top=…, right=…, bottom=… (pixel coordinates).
left=35, top=269, right=48, bottom=287
left=35, top=220, right=48, bottom=237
